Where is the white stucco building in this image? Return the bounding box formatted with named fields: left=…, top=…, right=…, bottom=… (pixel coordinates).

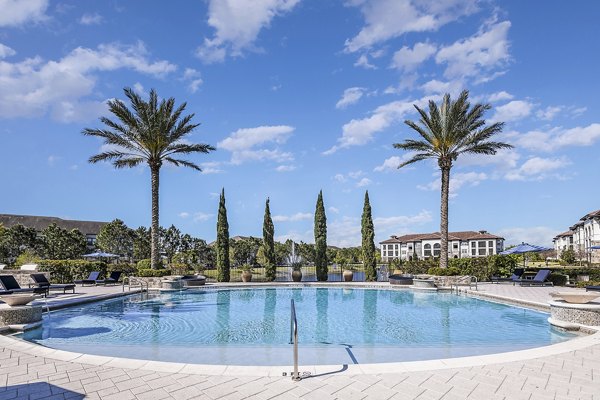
left=553, top=209, right=600, bottom=263
left=379, top=230, right=504, bottom=262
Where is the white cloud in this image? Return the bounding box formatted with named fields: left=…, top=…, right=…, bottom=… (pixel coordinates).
left=436, top=19, right=511, bottom=81
left=356, top=177, right=372, bottom=187
left=536, top=105, right=562, bottom=121
left=0, top=42, right=176, bottom=122
left=132, top=82, right=147, bottom=97
left=354, top=54, right=377, bottom=69
left=345, top=0, right=478, bottom=53
left=497, top=226, right=559, bottom=248
left=0, top=44, right=16, bottom=59
left=328, top=206, right=339, bottom=214
left=193, top=212, right=214, bottom=222
left=348, top=170, right=364, bottom=179
left=336, top=87, right=366, bottom=109
left=418, top=171, right=488, bottom=197
left=178, top=212, right=190, bottom=218
left=333, top=174, right=346, bottom=182
left=420, top=79, right=462, bottom=96
left=510, top=123, right=600, bottom=152
left=325, top=95, right=436, bottom=154
left=505, top=156, right=570, bottom=181
left=272, top=212, right=312, bottom=222
left=218, top=125, right=294, bottom=164
left=47, top=155, right=60, bottom=166
left=0, top=0, right=48, bottom=27
left=182, top=68, right=203, bottom=93
left=275, top=164, right=296, bottom=172
left=492, top=100, right=534, bottom=123
left=200, top=161, right=223, bottom=174
left=456, top=148, right=520, bottom=170
left=487, top=91, right=513, bottom=102
left=374, top=210, right=433, bottom=231
left=374, top=156, right=402, bottom=172
left=196, top=0, right=300, bottom=63
left=79, top=13, right=103, bottom=25
left=391, top=42, right=436, bottom=71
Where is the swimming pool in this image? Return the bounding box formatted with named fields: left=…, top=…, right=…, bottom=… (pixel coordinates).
left=20, top=287, right=575, bottom=365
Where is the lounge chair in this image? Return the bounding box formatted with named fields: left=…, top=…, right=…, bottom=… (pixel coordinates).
left=518, top=269, right=553, bottom=286
left=586, top=286, right=600, bottom=292
left=0, top=275, right=48, bottom=296
left=30, top=274, right=76, bottom=294
left=74, top=271, right=101, bottom=286
left=96, top=271, right=122, bottom=286
left=491, top=268, right=524, bottom=284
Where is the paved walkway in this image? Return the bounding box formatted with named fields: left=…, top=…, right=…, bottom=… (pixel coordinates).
left=1, top=283, right=599, bottom=399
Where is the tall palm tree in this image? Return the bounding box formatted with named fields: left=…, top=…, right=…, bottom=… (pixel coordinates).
left=83, top=87, right=215, bottom=269
left=394, top=90, right=512, bottom=268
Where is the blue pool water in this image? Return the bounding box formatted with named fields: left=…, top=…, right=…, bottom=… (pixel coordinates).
left=20, top=288, right=575, bottom=365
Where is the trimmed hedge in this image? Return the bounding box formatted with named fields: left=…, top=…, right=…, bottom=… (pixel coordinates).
left=137, top=268, right=172, bottom=277
left=38, top=260, right=107, bottom=283
left=427, top=267, right=461, bottom=276
left=137, top=259, right=163, bottom=270
left=393, top=255, right=518, bottom=281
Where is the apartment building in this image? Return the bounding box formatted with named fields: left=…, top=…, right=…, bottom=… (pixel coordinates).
left=379, top=230, right=504, bottom=262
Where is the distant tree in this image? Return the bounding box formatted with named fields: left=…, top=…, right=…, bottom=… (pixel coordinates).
left=361, top=191, right=377, bottom=281
left=297, top=241, right=315, bottom=264
left=133, top=227, right=151, bottom=260
left=561, top=248, right=576, bottom=265
left=262, top=198, right=276, bottom=281
left=162, top=225, right=182, bottom=263
left=274, top=241, right=291, bottom=265
left=83, top=87, right=215, bottom=269
left=230, top=237, right=261, bottom=268
left=0, top=224, right=39, bottom=264
left=96, top=219, right=134, bottom=258
left=314, top=190, right=328, bottom=281
left=41, top=223, right=86, bottom=260
left=394, top=90, right=511, bottom=268
left=216, top=188, right=230, bottom=281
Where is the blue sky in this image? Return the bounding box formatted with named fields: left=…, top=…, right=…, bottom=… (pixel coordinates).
left=1, top=0, right=599, bottom=247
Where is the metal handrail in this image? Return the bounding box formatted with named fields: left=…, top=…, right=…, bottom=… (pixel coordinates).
left=290, top=299, right=300, bottom=381
left=122, top=276, right=148, bottom=293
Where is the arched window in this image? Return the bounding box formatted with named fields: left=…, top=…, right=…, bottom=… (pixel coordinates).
left=433, top=243, right=441, bottom=257
left=424, top=243, right=432, bottom=257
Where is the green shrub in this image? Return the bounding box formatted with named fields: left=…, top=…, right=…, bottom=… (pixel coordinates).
left=575, top=280, right=600, bottom=288
left=427, top=266, right=461, bottom=276
left=548, top=273, right=568, bottom=286
left=38, top=260, right=107, bottom=283
left=107, top=263, right=137, bottom=276
left=15, top=249, right=41, bottom=267
left=169, top=263, right=192, bottom=275
left=137, top=258, right=163, bottom=270
left=137, top=268, right=172, bottom=277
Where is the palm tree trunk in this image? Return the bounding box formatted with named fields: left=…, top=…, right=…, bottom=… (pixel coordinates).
left=150, top=165, right=160, bottom=269
left=440, top=166, right=450, bottom=268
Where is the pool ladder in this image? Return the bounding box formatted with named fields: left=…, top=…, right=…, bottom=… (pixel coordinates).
left=122, top=276, right=149, bottom=296
left=289, top=299, right=301, bottom=381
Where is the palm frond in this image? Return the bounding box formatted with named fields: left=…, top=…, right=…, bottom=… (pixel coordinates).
left=164, top=143, right=216, bottom=156
left=164, top=157, right=202, bottom=171
left=113, top=157, right=145, bottom=169
left=397, top=153, right=435, bottom=169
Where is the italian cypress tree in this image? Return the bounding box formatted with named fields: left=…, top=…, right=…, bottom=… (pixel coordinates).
left=361, top=190, right=377, bottom=281
left=263, top=198, right=276, bottom=281
left=314, top=190, right=328, bottom=281
left=216, top=188, right=230, bottom=282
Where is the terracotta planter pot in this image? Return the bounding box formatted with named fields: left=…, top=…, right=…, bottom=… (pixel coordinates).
left=292, top=270, right=302, bottom=282
left=343, top=270, right=354, bottom=282
left=241, top=271, right=253, bottom=282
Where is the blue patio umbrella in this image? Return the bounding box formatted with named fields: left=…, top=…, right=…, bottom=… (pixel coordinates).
left=500, top=242, right=551, bottom=267
left=588, top=245, right=600, bottom=250
left=83, top=251, right=120, bottom=258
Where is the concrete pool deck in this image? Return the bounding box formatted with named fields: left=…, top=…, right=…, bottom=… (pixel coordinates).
left=1, top=282, right=599, bottom=399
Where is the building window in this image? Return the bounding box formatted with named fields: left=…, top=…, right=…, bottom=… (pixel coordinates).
left=478, top=248, right=486, bottom=256
left=478, top=241, right=486, bottom=248
left=488, top=240, right=493, bottom=247
left=471, top=242, right=476, bottom=248
left=433, top=243, right=441, bottom=257
left=424, top=243, right=432, bottom=257
left=471, top=249, right=476, bottom=256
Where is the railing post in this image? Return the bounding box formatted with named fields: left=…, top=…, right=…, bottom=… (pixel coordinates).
left=290, top=299, right=300, bottom=381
